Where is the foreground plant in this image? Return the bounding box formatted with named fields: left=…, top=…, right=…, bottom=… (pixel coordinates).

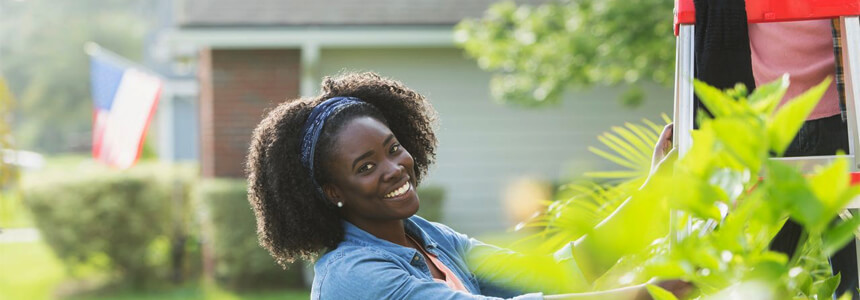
left=471, top=76, right=860, bottom=299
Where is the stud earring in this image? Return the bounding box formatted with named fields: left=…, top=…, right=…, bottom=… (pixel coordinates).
left=337, top=202, right=343, bottom=208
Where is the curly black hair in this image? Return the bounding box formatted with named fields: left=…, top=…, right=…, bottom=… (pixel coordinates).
left=246, top=72, right=438, bottom=267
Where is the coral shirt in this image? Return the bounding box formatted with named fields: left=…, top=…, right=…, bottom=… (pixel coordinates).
left=749, top=20, right=840, bottom=120
left=408, top=234, right=470, bottom=293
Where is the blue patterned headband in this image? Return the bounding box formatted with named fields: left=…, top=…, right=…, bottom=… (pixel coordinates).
left=299, top=96, right=363, bottom=196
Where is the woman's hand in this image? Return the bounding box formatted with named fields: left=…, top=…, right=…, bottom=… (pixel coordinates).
left=650, top=123, right=674, bottom=175
left=640, top=123, right=676, bottom=190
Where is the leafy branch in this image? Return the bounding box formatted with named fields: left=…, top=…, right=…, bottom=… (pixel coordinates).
left=455, top=0, right=674, bottom=107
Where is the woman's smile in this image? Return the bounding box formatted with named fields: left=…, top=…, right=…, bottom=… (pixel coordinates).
left=384, top=181, right=413, bottom=200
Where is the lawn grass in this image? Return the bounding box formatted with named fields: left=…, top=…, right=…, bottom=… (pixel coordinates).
left=0, top=241, right=310, bottom=300
left=0, top=241, right=67, bottom=300
left=2, top=155, right=310, bottom=299
left=65, top=285, right=311, bottom=300
left=0, top=190, right=33, bottom=228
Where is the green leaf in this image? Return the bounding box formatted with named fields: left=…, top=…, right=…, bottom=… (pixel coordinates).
left=812, top=273, right=840, bottom=300
left=467, top=245, right=590, bottom=294
left=457, top=0, right=675, bottom=106
left=641, top=118, right=665, bottom=139
left=669, top=174, right=724, bottom=220
left=660, top=114, right=673, bottom=125
left=588, top=147, right=640, bottom=170
left=765, top=160, right=823, bottom=230
left=598, top=133, right=649, bottom=165
left=612, top=125, right=653, bottom=158
left=625, top=122, right=661, bottom=150
left=711, top=117, right=766, bottom=171
left=748, top=74, right=789, bottom=115
left=809, top=157, right=849, bottom=214
left=746, top=252, right=789, bottom=281
left=584, top=171, right=643, bottom=179
left=679, top=124, right=717, bottom=176
left=767, top=77, right=831, bottom=155
left=708, top=168, right=746, bottom=202
left=646, top=284, right=679, bottom=300
left=693, top=79, right=738, bottom=118
left=822, top=216, right=860, bottom=256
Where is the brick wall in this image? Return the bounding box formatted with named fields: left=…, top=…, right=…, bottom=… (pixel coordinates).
left=198, top=49, right=300, bottom=178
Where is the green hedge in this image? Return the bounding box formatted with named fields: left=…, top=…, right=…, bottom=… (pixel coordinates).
left=197, top=179, right=303, bottom=291
left=23, top=163, right=199, bottom=288
left=22, top=159, right=448, bottom=292
left=416, top=185, right=445, bottom=222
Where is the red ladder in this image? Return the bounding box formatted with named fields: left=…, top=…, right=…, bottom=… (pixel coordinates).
left=669, top=1, right=860, bottom=277
left=672, top=0, right=860, bottom=195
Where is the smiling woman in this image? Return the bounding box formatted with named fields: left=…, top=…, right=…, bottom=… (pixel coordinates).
left=245, top=72, right=687, bottom=300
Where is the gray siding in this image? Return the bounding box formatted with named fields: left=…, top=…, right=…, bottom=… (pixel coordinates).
left=319, top=48, right=672, bottom=236
left=172, top=96, right=199, bottom=161
left=177, top=0, right=548, bottom=27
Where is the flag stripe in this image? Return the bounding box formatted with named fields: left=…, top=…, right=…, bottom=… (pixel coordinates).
left=89, top=52, right=162, bottom=169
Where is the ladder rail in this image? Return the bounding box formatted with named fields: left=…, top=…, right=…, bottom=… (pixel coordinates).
left=842, top=16, right=860, bottom=172
left=673, top=24, right=695, bottom=158
left=671, top=24, right=696, bottom=247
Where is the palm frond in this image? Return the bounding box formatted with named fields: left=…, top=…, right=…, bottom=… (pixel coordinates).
left=612, top=125, right=652, bottom=157
left=521, top=116, right=669, bottom=266
left=588, top=147, right=641, bottom=170
left=597, top=134, right=649, bottom=166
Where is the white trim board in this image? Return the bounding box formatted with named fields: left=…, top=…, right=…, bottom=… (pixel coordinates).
left=163, top=26, right=455, bottom=49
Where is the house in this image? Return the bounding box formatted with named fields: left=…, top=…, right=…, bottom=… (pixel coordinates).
left=159, top=0, right=673, bottom=236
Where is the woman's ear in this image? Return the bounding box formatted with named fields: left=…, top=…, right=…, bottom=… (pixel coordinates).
left=322, top=184, right=341, bottom=206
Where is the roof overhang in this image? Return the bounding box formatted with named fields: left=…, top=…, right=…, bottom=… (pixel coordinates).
left=163, top=25, right=456, bottom=49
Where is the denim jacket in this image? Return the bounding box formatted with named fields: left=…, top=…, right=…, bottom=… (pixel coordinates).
left=311, top=215, right=544, bottom=300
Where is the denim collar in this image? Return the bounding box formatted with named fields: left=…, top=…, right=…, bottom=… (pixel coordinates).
left=341, top=217, right=441, bottom=258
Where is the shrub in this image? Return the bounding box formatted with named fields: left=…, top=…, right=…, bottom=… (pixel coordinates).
left=197, top=179, right=303, bottom=291
left=416, top=185, right=445, bottom=222
left=23, top=162, right=199, bottom=288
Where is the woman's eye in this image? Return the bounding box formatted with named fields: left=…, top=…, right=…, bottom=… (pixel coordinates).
left=358, top=163, right=375, bottom=174
left=390, top=144, right=400, bottom=154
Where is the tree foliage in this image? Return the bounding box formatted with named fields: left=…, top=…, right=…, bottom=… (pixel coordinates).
left=0, top=75, right=16, bottom=186
left=0, top=0, right=151, bottom=153
left=455, top=0, right=674, bottom=108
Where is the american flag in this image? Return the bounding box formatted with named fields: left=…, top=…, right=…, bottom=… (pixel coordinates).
left=88, top=45, right=162, bottom=169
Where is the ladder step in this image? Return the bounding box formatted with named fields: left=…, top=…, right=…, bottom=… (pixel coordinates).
left=769, top=155, right=854, bottom=173
left=769, top=155, right=860, bottom=208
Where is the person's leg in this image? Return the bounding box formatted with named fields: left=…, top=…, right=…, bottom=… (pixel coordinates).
left=831, top=234, right=858, bottom=298
left=794, top=115, right=857, bottom=298
left=806, top=114, right=850, bottom=155
left=769, top=219, right=803, bottom=258
left=817, top=116, right=856, bottom=298
left=770, top=120, right=812, bottom=257
left=782, top=119, right=812, bottom=157
left=770, top=121, right=809, bottom=262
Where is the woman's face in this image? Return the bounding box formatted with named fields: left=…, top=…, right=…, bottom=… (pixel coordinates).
left=322, top=116, right=419, bottom=223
